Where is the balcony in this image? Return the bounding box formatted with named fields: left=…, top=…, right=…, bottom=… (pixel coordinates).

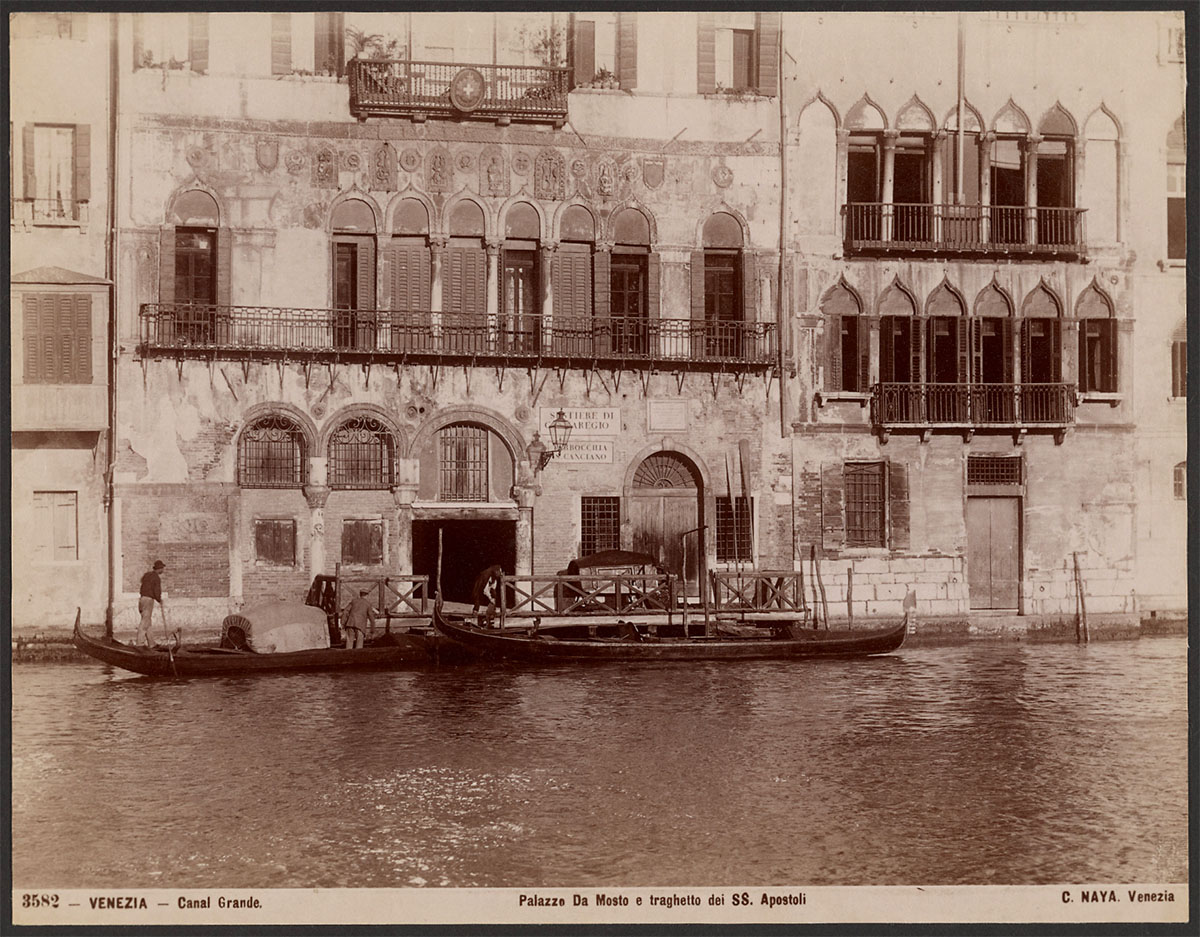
left=348, top=58, right=569, bottom=126
left=870, top=382, right=1076, bottom=443
left=11, top=198, right=88, bottom=227
left=139, top=304, right=778, bottom=371
left=843, top=203, right=1085, bottom=259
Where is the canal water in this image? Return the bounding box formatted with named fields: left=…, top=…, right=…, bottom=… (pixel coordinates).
left=11, top=637, right=1189, bottom=888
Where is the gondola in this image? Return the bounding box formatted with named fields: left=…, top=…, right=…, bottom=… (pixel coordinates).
left=433, top=606, right=908, bottom=662
left=71, top=608, right=456, bottom=678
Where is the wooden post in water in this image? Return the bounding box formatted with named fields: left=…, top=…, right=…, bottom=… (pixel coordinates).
left=813, top=545, right=829, bottom=630
left=847, top=564, right=854, bottom=628
left=436, top=527, right=443, bottom=610
left=1073, top=551, right=1089, bottom=644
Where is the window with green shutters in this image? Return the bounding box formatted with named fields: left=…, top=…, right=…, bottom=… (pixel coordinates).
left=22, top=292, right=92, bottom=384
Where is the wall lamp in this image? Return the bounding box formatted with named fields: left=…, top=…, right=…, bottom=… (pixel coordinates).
left=527, top=410, right=573, bottom=471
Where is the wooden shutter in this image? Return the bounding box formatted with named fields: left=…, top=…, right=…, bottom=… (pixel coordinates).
left=314, top=11, right=344, bottom=75
left=971, top=319, right=983, bottom=384
left=1104, top=320, right=1118, bottom=392
left=593, top=249, right=610, bottom=353
left=956, top=316, right=969, bottom=382
left=43, top=298, right=61, bottom=383
left=32, top=493, right=52, bottom=561
left=741, top=251, right=756, bottom=321
left=446, top=247, right=484, bottom=316
left=910, top=316, right=923, bottom=383
left=696, top=13, right=716, bottom=94
left=73, top=124, right=90, bottom=201
left=71, top=294, right=92, bottom=383
left=356, top=237, right=376, bottom=311
left=552, top=248, right=591, bottom=321
left=23, top=123, right=35, bottom=199
left=1050, top=320, right=1062, bottom=382
left=1001, top=318, right=1014, bottom=381
left=444, top=249, right=463, bottom=315
left=574, top=19, right=595, bottom=87
left=132, top=12, right=143, bottom=69
left=647, top=252, right=661, bottom=320
left=820, top=462, right=845, bottom=552
left=887, top=461, right=910, bottom=549
left=54, top=492, right=78, bottom=560
left=858, top=318, right=870, bottom=390
left=880, top=317, right=895, bottom=383
left=271, top=13, right=292, bottom=75
left=755, top=12, right=781, bottom=96
left=826, top=317, right=842, bottom=390
left=57, top=296, right=76, bottom=384
left=617, top=12, right=637, bottom=90
left=690, top=250, right=705, bottom=321
left=159, top=226, right=176, bottom=305
left=23, top=294, right=41, bottom=383
left=216, top=230, right=232, bottom=308
left=189, top=12, right=209, bottom=73
left=386, top=244, right=431, bottom=313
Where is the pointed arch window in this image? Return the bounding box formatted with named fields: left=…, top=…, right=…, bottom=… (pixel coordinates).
left=1077, top=287, right=1117, bottom=393
left=553, top=205, right=595, bottom=354
left=384, top=198, right=432, bottom=352
left=328, top=416, right=396, bottom=489
left=1036, top=107, right=1077, bottom=247
left=823, top=283, right=867, bottom=393
left=331, top=199, right=377, bottom=351
left=1167, top=115, right=1186, bottom=261
left=1021, top=286, right=1062, bottom=385
left=925, top=285, right=967, bottom=421
left=611, top=207, right=656, bottom=356
left=971, top=286, right=1015, bottom=422
left=238, top=415, right=307, bottom=488
left=696, top=212, right=749, bottom=359
left=502, top=202, right=542, bottom=354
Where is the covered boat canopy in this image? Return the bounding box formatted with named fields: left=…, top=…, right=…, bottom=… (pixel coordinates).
left=561, top=550, right=665, bottom=576
left=222, top=602, right=330, bottom=653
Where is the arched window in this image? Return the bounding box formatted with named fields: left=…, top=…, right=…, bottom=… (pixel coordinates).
left=1035, top=106, right=1078, bottom=246
left=165, top=189, right=223, bottom=344
left=238, top=415, right=307, bottom=488
left=331, top=198, right=377, bottom=350
left=696, top=212, right=750, bottom=359
left=502, top=202, right=541, bottom=353
left=384, top=198, right=432, bottom=352
left=1174, top=462, right=1186, bottom=500
left=444, top=201, right=486, bottom=343
left=611, top=207, right=656, bottom=356
left=876, top=283, right=919, bottom=421
left=328, top=416, right=396, bottom=489
left=1077, top=285, right=1117, bottom=393
left=990, top=103, right=1031, bottom=246
left=1020, top=284, right=1062, bottom=384
left=925, top=282, right=967, bottom=421
left=972, top=284, right=1015, bottom=421
left=439, top=423, right=490, bottom=501
left=1168, top=114, right=1186, bottom=261
left=553, top=205, right=595, bottom=353
left=823, top=282, right=866, bottom=392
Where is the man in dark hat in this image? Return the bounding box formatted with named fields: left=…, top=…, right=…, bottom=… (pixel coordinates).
left=137, top=560, right=167, bottom=648
left=342, top=589, right=377, bottom=649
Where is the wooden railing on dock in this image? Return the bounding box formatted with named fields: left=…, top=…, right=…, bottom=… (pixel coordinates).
left=334, top=565, right=430, bottom=632
left=709, top=569, right=810, bottom=615
left=495, top=572, right=676, bottom=627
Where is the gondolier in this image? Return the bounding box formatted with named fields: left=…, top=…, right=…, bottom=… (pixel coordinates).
left=137, top=560, right=167, bottom=648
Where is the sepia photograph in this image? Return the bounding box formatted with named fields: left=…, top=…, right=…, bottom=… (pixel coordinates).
left=7, top=4, right=1193, bottom=929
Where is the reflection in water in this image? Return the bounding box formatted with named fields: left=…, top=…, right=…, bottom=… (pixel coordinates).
left=11, top=639, right=1189, bottom=887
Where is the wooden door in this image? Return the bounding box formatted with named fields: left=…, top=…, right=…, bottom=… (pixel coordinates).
left=629, top=492, right=700, bottom=594
left=967, top=497, right=1020, bottom=609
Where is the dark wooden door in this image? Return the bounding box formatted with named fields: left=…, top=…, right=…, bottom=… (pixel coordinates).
left=630, top=492, right=699, bottom=594
left=967, top=497, right=1020, bottom=609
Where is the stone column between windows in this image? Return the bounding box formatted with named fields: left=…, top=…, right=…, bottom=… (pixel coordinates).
left=881, top=130, right=899, bottom=242
left=541, top=240, right=558, bottom=344
left=867, top=315, right=881, bottom=388
left=835, top=130, right=851, bottom=237
left=978, top=132, right=995, bottom=244
left=391, top=458, right=419, bottom=578
left=429, top=236, right=446, bottom=317
left=304, top=456, right=330, bottom=578
left=932, top=129, right=947, bottom=244
left=1063, top=316, right=1079, bottom=385
left=514, top=485, right=535, bottom=578
left=1023, top=134, right=1042, bottom=246
left=486, top=238, right=502, bottom=343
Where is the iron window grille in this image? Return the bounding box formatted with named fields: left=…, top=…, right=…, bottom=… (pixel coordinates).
left=254, top=518, right=296, bottom=566
left=329, top=417, right=396, bottom=489
left=967, top=456, right=1023, bottom=487
left=844, top=462, right=886, bottom=548
left=238, top=415, right=306, bottom=488
left=716, top=496, right=753, bottom=562
left=1171, top=341, right=1187, bottom=398
left=439, top=424, right=488, bottom=501
left=581, top=496, right=621, bottom=555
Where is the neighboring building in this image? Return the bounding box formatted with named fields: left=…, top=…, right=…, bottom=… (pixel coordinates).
left=786, top=10, right=1187, bottom=628
left=111, top=11, right=790, bottom=622
left=10, top=13, right=113, bottom=627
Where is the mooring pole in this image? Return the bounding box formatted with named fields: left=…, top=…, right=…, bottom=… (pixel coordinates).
left=1073, top=551, right=1089, bottom=644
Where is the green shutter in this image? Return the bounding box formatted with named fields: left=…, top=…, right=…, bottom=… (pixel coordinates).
left=696, top=13, right=716, bottom=94
left=73, top=124, right=90, bottom=202
left=617, top=12, right=637, bottom=90
left=74, top=294, right=93, bottom=383
left=189, top=13, right=209, bottom=73
left=271, top=13, right=292, bottom=76
left=755, top=12, right=781, bottom=96
left=23, top=294, right=41, bottom=383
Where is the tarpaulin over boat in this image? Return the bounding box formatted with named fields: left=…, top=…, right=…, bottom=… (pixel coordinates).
left=221, top=602, right=330, bottom=653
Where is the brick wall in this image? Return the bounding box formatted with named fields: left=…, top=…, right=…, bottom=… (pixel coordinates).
left=120, top=482, right=233, bottom=597
left=240, top=487, right=311, bottom=603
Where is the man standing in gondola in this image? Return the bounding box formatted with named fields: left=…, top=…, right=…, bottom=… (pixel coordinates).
left=342, top=589, right=377, bottom=649
left=137, top=560, right=167, bottom=648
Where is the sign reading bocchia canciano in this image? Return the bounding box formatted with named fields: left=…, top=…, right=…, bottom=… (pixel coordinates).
left=555, top=440, right=615, bottom=463
left=538, top=408, right=620, bottom=438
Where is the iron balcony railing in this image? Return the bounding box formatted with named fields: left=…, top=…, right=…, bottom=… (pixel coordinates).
left=844, top=202, right=1085, bottom=256
left=139, top=304, right=778, bottom=368
left=871, top=382, right=1076, bottom=426
left=348, top=58, right=569, bottom=124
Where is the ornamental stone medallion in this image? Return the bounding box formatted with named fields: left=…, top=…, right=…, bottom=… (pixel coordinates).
left=285, top=150, right=307, bottom=174
left=712, top=162, right=734, bottom=188
left=426, top=146, right=453, bottom=192
left=255, top=138, right=279, bottom=172
left=399, top=148, right=421, bottom=173
left=596, top=160, right=616, bottom=198
left=343, top=150, right=362, bottom=171
left=480, top=145, right=509, bottom=197
left=512, top=151, right=533, bottom=176
left=456, top=151, right=475, bottom=172
left=371, top=142, right=398, bottom=191
left=185, top=146, right=209, bottom=169
left=534, top=150, right=565, bottom=200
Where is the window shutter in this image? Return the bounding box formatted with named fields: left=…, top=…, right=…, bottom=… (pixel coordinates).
left=741, top=250, right=756, bottom=321
left=859, top=318, right=870, bottom=391
left=216, top=230, right=232, bottom=308
left=73, top=124, right=90, bottom=202
left=468, top=248, right=486, bottom=316
left=1077, top=326, right=1090, bottom=392
left=23, top=294, right=41, bottom=383
left=574, top=19, right=595, bottom=88
left=23, top=123, right=35, bottom=199
left=1050, top=320, right=1062, bottom=382
left=58, top=295, right=77, bottom=384
left=314, top=12, right=345, bottom=76
left=826, top=317, right=842, bottom=391
left=271, top=13, right=293, bottom=75
left=32, top=493, right=52, bottom=561
left=1104, top=320, right=1118, bottom=392
left=617, top=12, right=637, bottom=90
left=690, top=250, right=706, bottom=321
left=593, top=250, right=610, bottom=353
left=696, top=13, right=716, bottom=94
left=189, top=13, right=209, bottom=73
left=820, top=462, right=845, bottom=553
left=73, top=294, right=92, bottom=383
left=445, top=249, right=462, bottom=315
left=755, top=12, right=781, bottom=96
left=159, top=226, right=176, bottom=305
left=910, top=316, right=923, bottom=383
left=43, top=301, right=60, bottom=383
left=55, top=492, right=77, bottom=561
left=956, top=316, right=969, bottom=382
left=880, top=317, right=895, bottom=383
left=647, top=252, right=661, bottom=320
left=971, top=319, right=983, bottom=384
left=132, top=13, right=143, bottom=69
left=1020, top=320, right=1032, bottom=384
left=1001, top=318, right=1014, bottom=381
left=573, top=250, right=592, bottom=320
left=887, top=461, right=910, bottom=549
left=356, top=237, right=376, bottom=311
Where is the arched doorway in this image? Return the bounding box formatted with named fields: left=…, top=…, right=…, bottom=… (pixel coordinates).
left=628, top=451, right=704, bottom=594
